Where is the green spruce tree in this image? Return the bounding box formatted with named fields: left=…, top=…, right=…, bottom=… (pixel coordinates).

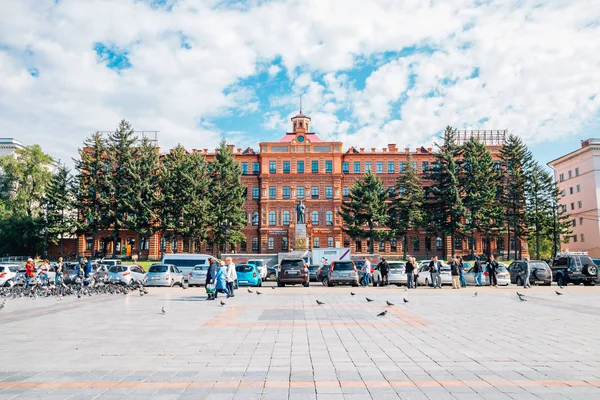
left=500, top=134, right=532, bottom=260
left=388, top=154, right=425, bottom=259
left=208, top=140, right=247, bottom=256
left=428, top=126, right=465, bottom=258
left=460, top=137, right=502, bottom=258
left=44, top=164, right=77, bottom=257
left=105, top=120, right=139, bottom=257
left=340, top=170, right=388, bottom=254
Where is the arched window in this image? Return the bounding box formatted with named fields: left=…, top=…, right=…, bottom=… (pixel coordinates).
left=269, top=210, right=276, bottom=226
left=390, top=238, right=397, bottom=252
left=252, top=212, right=259, bottom=226
left=160, top=237, right=166, bottom=252
left=436, top=237, right=443, bottom=250
left=244, top=212, right=248, bottom=225
left=171, top=238, right=178, bottom=253
left=412, top=237, right=420, bottom=251
left=344, top=237, right=350, bottom=248
left=311, top=210, right=319, bottom=225
left=313, top=237, right=320, bottom=248
left=252, top=237, right=259, bottom=251
left=327, top=237, right=334, bottom=248
left=268, top=237, right=274, bottom=250
left=282, top=210, right=290, bottom=225
left=326, top=211, right=333, bottom=225
left=282, top=237, right=288, bottom=251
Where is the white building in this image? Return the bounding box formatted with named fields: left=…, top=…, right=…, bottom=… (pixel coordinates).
left=548, top=138, right=600, bottom=257
left=0, top=138, right=25, bottom=157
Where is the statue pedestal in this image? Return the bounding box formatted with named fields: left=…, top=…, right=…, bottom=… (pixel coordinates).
left=294, top=224, right=308, bottom=250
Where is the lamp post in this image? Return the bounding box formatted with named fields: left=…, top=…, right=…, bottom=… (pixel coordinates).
left=220, top=218, right=232, bottom=256
left=553, top=202, right=558, bottom=258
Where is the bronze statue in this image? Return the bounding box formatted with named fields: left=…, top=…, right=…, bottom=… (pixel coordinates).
left=296, top=200, right=306, bottom=224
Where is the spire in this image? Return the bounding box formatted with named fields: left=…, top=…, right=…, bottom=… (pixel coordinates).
left=299, top=95, right=302, bottom=114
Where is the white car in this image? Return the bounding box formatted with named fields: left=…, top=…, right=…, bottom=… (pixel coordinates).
left=388, top=261, right=407, bottom=286
left=247, top=259, right=268, bottom=279
left=0, top=264, right=19, bottom=287
left=106, top=265, right=146, bottom=285
left=416, top=261, right=452, bottom=286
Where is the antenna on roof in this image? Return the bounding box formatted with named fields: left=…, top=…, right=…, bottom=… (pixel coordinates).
left=299, top=94, right=302, bottom=114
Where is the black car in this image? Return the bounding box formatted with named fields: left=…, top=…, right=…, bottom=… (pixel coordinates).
left=317, top=265, right=329, bottom=285
left=308, top=265, right=320, bottom=282
left=508, top=260, right=552, bottom=286
left=551, top=253, right=598, bottom=286
left=266, top=265, right=278, bottom=280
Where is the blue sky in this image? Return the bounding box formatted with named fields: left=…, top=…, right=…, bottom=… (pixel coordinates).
left=0, top=0, right=599, bottom=167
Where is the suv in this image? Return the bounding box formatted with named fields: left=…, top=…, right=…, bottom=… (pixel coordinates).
left=277, top=258, right=309, bottom=287
left=551, top=252, right=599, bottom=286
left=327, top=261, right=359, bottom=287
left=508, top=260, right=552, bottom=286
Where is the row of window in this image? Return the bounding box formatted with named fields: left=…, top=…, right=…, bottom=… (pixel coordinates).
left=561, top=201, right=583, bottom=212
left=559, top=167, right=580, bottom=182
left=249, top=186, right=336, bottom=200
left=246, top=210, right=335, bottom=226
left=561, top=184, right=581, bottom=196
left=571, top=234, right=585, bottom=243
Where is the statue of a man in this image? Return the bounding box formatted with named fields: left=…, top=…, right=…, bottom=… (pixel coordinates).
left=296, top=200, right=306, bottom=224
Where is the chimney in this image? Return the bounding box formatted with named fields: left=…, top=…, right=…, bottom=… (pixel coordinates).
left=360, top=148, right=365, bottom=153
left=387, top=144, right=397, bottom=152
left=237, top=148, right=242, bottom=154
left=427, top=148, right=432, bottom=152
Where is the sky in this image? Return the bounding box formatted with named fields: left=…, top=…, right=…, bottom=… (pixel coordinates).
left=0, top=0, right=599, bottom=168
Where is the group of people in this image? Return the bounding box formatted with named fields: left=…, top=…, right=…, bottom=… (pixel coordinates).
left=204, top=257, right=237, bottom=300
left=23, top=256, right=92, bottom=288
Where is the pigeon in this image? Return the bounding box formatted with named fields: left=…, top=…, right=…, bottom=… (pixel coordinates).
left=182, top=284, right=188, bottom=290
left=77, top=294, right=81, bottom=299
left=350, top=292, right=356, bottom=296
left=516, top=292, right=525, bottom=298
left=377, top=310, right=388, bottom=317
left=473, top=292, right=478, bottom=297
left=271, top=286, right=276, bottom=289
left=403, top=298, right=409, bottom=304
left=316, top=300, right=325, bottom=305
left=220, top=300, right=226, bottom=306
left=256, top=291, right=262, bottom=295
left=519, top=297, right=527, bottom=302
left=248, top=289, right=253, bottom=293
left=366, top=297, right=375, bottom=302
left=161, top=306, right=166, bottom=314
left=386, top=301, right=394, bottom=306
left=0, top=300, right=5, bottom=311
left=555, top=291, right=563, bottom=296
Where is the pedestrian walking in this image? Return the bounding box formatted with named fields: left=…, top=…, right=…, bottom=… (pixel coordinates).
left=473, top=256, right=483, bottom=286
left=412, top=257, right=419, bottom=288
left=362, top=257, right=371, bottom=287
left=405, top=257, right=415, bottom=289
left=213, top=261, right=231, bottom=298
left=379, top=258, right=390, bottom=286
left=25, top=258, right=35, bottom=288
left=225, top=257, right=236, bottom=297
left=429, top=256, right=442, bottom=288
left=450, top=256, right=460, bottom=289
left=522, top=256, right=531, bottom=289
left=488, top=255, right=499, bottom=287
left=55, top=256, right=64, bottom=286
left=458, top=256, right=466, bottom=287
left=83, top=257, right=92, bottom=284
left=206, top=257, right=218, bottom=300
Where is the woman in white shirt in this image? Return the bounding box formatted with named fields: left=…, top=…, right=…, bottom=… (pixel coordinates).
left=225, top=257, right=237, bottom=297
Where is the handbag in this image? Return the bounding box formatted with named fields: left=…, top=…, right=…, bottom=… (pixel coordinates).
left=205, top=283, right=215, bottom=294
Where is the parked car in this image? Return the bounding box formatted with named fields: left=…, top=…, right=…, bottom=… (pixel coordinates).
left=317, top=265, right=329, bottom=285
left=106, top=265, right=146, bottom=285
left=308, top=265, right=320, bottom=282
left=387, top=261, right=407, bottom=286
left=235, top=264, right=262, bottom=287
left=416, top=261, right=452, bottom=286
left=99, top=259, right=122, bottom=267
left=277, top=258, right=309, bottom=287
left=464, top=263, right=510, bottom=286
left=551, top=253, right=599, bottom=286
left=92, top=264, right=110, bottom=283
left=327, top=260, right=359, bottom=287
left=592, top=258, right=600, bottom=268
left=508, top=260, right=552, bottom=286
left=146, top=264, right=184, bottom=287
left=188, top=265, right=208, bottom=286
left=63, top=263, right=82, bottom=283
left=0, top=264, right=19, bottom=287
left=247, top=259, right=268, bottom=280
left=267, top=265, right=278, bottom=280
left=161, top=254, right=212, bottom=281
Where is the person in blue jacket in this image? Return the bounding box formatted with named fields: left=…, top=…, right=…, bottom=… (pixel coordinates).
left=213, top=261, right=231, bottom=299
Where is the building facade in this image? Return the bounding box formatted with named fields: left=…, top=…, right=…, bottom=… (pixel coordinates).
left=548, top=139, right=600, bottom=257
left=78, top=112, right=511, bottom=260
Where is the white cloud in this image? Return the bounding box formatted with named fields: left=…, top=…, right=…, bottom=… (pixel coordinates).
left=0, top=0, right=598, bottom=164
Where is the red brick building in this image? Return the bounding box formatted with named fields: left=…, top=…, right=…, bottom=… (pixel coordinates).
left=78, top=112, right=514, bottom=260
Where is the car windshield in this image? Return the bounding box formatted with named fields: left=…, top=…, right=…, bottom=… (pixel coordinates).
left=236, top=265, right=254, bottom=273
left=149, top=265, right=168, bottom=273
left=281, top=260, right=304, bottom=267
left=109, top=266, right=128, bottom=273
left=334, top=262, right=354, bottom=271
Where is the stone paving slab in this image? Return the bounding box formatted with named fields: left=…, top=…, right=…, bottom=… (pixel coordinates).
left=1, top=284, right=600, bottom=399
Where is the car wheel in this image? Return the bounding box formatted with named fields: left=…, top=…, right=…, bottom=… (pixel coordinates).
left=321, top=277, right=329, bottom=286
left=327, top=281, right=334, bottom=287
left=258, top=280, right=262, bottom=287
left=303, top=282, right=309, bottom=287
left=180, top=279, right=184, bottom=287
left=583, top=281, right=596, bottom=286
left=556, top=275, right=566, bottom=287
left=352, top=283, right=359, bottom=287
left=516, top=276, right=523, bottom=286
left=583, top=264, right=598, bottom=276
left=425, top=278, right=429, bottom=287
left=277, top=281, right=285, bottom=287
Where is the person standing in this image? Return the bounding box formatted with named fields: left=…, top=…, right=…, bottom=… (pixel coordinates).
left=450, top=256, right=460, bottom=289
left=522, top=257, right=531, bottom=289
left=458, top=256, right=466, bottom=288
left=473, top=256, right=483, bottom=286
left=83, top=257, right=93, bottom=283
left=429, top=256, right=442, bottom=289
left=362, top=257, right=371, bottom=287
left=25, top=258, right=35, bottom=288
left=225, top=257, right=236, bottom=297
left=213, top=261, right=231, bottom=298
left=379, top=258, right=390, bottom=286
left=405, top=257, right=415, bottom=289
left=55, top=257, right=64, bottom=286
left=206, top=257, right=218, bottom=300
left=40, top=259, right=50, bottom=286
left=488, top=255, right=499, bottom=287
left=412, top=258, right=419, bottom=288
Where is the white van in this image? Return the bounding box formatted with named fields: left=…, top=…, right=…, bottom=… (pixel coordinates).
left=161, top=254, right=213, bottom=281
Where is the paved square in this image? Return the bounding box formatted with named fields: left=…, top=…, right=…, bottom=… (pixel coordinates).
left=2, top=284, right=600, bottom=399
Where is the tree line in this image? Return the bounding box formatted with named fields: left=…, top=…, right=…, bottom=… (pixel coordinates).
left=0, top=120, right=246, bottom=258
left=340, top=127, right=572, bottom=260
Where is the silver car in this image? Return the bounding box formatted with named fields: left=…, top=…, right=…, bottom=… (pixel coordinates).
left=417, top=261, right=452, bottom=286
left=146, top=264, right=184, bottom=287
left=107, top=265, right=146, bottom=285
left=388, top=261, right=407, bottom=286
left=188, top=265, right=208, bottom=286
left=327, top=261, right=359, bottom=287
left=0, top=264, right=19, bottom=287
